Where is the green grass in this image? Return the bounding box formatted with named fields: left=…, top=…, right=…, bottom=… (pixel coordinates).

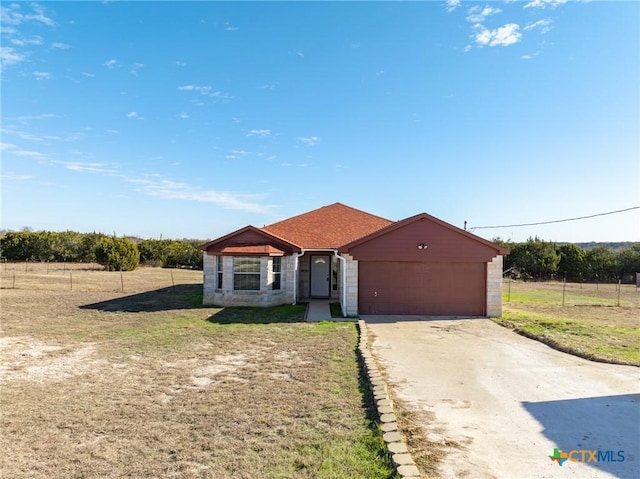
left=330, top=302, right=344, bottom=318
left=1, top=279, right=399, bottom=479
left=503, top=288, right=628, bottom=306
left=494, top=309, right=640, bottom=366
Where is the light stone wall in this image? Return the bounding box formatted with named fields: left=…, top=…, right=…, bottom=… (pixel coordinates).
left=486, top=255, right=504, bottom=317
left=343, top=254, right=359, bottom=316
left=202, top=253, right=295, bottom=307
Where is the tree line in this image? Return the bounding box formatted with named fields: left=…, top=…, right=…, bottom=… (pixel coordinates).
left=0, top=231, right=203, bottom=271
left=494, top=237, right=640, bottom=283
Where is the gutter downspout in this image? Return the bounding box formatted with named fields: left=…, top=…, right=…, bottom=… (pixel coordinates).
left=333, top=250, right=347, bottom=317
left=292, top=251, right=303, bottom=305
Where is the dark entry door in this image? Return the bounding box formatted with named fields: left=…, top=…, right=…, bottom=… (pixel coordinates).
left=310, top=255, right=330, bottom=298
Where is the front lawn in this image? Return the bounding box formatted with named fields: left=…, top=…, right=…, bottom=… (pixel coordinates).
left=0, top=267, right=397, bottom=478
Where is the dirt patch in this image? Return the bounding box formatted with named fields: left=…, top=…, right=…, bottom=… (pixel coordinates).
left=0, top=337, right=112, bottom=383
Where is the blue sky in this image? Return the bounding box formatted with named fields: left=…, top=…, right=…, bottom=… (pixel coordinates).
left=2, top=0, right=638, bottom=243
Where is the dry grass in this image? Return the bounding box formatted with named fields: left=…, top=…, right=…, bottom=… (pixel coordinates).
left=496, top=280, right=640, bottom=365
left=0, top=265, right=396, bottom=478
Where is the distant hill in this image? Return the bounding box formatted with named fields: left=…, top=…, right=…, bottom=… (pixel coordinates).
left=573, top=242, right=639, bottom=252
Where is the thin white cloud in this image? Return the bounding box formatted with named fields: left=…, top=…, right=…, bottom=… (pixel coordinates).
left=232, top=150, right=250, bottom=155
left=524, top=0, right=568, bottom=9
left=178, top=112, right=190, bottom=119
left=2, top=173, right=34, bottom=181
left=81, top=72, right=95, bottom=77
left=27, top=3, right=55, bottom=26
left=466, top=6, right=502, bottom=23
left=8, top=149, right=48, bottom=159
left=524, top=19, right=552, bottom=33
left=127, top=111, right=139, bottom=118
left=246, top=129, right=271, bottom=137
left=10, top=35, right=43, bottom=46
left=178, top=84, right=231, bottom=101
left=475, top=24, right=522, bottom=47
left=0, top=46, right=25, bottom=66
left=51, top=42, right=70, bottom=49
left=1, top=142, right=18, bottom=150
left=445, top=0, right=461, bottom=13
left=1, top=3, right=55, bottom=27
left=14, top=113, right=58, bottom=121
left=178, top=84, right=211, bottom=94
left=298, top=136, right=319, bottom=146
left=521, top=50, right=541, bottom=60
left=224, top=22, right=238, bottom=31
left=33, top=71, right=50, bottom=80
left=50, top=160, right=118, bottom=174
left=130, top=62, right=144, bottom=76
left=126, top=177, right=273, bottom=214
left=175, top=61, right=186, bottom=67
left=103, top=59, right=118, bottom=68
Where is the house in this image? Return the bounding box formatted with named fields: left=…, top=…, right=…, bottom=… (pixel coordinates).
left=200, top=203, right=509, bottom=317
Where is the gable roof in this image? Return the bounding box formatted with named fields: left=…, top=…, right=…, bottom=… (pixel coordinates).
left=262, top=202, right=393, bottom=249
left=200, top=225, right=301, bottom=254
left=341, top=212, right=510, bottom=257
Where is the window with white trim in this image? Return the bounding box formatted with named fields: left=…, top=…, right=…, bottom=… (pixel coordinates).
left=233, top=257, right=261, bottom=291
left=216, top=255, right=223, bottom=289
left=272, top=256, right=281, bottom=290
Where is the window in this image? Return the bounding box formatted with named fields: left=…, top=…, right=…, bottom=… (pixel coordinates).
left=216, top=255, right=223, bottom=289
left=233, top=257, right=261, bottom=291
left=272, top=256, right=281, bottom=290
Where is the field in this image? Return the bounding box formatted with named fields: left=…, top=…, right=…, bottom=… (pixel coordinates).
left=0, top=264, right=397, bottom=479
left=496, top=279, right=640, bottom=365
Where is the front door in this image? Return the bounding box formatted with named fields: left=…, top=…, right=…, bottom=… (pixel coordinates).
left=310, top=255, right=330, bottom=298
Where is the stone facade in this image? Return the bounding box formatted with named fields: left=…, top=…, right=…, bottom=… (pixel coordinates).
left=343, top=254, right=359, bottom=316
left=203, top=253, right=295, bottom=307
left=486, top=255, right=504, bottom=317
left=204, top=251, right=504, bottom=316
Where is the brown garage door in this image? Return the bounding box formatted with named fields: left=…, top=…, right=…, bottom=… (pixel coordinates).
left=358, top=262, right=486, bottom=315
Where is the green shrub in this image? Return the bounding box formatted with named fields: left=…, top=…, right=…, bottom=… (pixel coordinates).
left=95, top=236, right=140, bottom=271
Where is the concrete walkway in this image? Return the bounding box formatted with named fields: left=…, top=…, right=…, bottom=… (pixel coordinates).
left=305, top=300, right=332, bottom=321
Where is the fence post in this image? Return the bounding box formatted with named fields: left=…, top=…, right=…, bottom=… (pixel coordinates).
left=171, top=270, right=175, bottom=292
left=562, top=277, right=566, bottom=307
left=120, top=271, right=124, bottom=292
left=617, top=280, right=621, bottom=307
left=508, top=276, right=511, bottom=302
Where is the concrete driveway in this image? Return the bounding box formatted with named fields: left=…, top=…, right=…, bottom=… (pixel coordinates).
left=363, top=316, right=640, bottom=479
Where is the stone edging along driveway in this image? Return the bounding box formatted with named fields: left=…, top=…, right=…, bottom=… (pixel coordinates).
left=357, top=319, right=422, bottom=479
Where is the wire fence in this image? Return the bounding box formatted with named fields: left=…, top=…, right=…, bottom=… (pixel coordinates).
left=502, top=278, right=639, bottom=308
left=0, top=261, right=203, bottom=294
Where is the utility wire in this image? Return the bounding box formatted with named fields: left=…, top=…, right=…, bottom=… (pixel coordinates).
left=468, top=206, right=640, bottom=231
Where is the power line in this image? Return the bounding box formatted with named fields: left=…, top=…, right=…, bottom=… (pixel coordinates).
left=468, top=206, right=640, bottom=231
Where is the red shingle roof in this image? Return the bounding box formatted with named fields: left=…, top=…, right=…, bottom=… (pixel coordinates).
left=262, top=202, right=393, bottom=249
